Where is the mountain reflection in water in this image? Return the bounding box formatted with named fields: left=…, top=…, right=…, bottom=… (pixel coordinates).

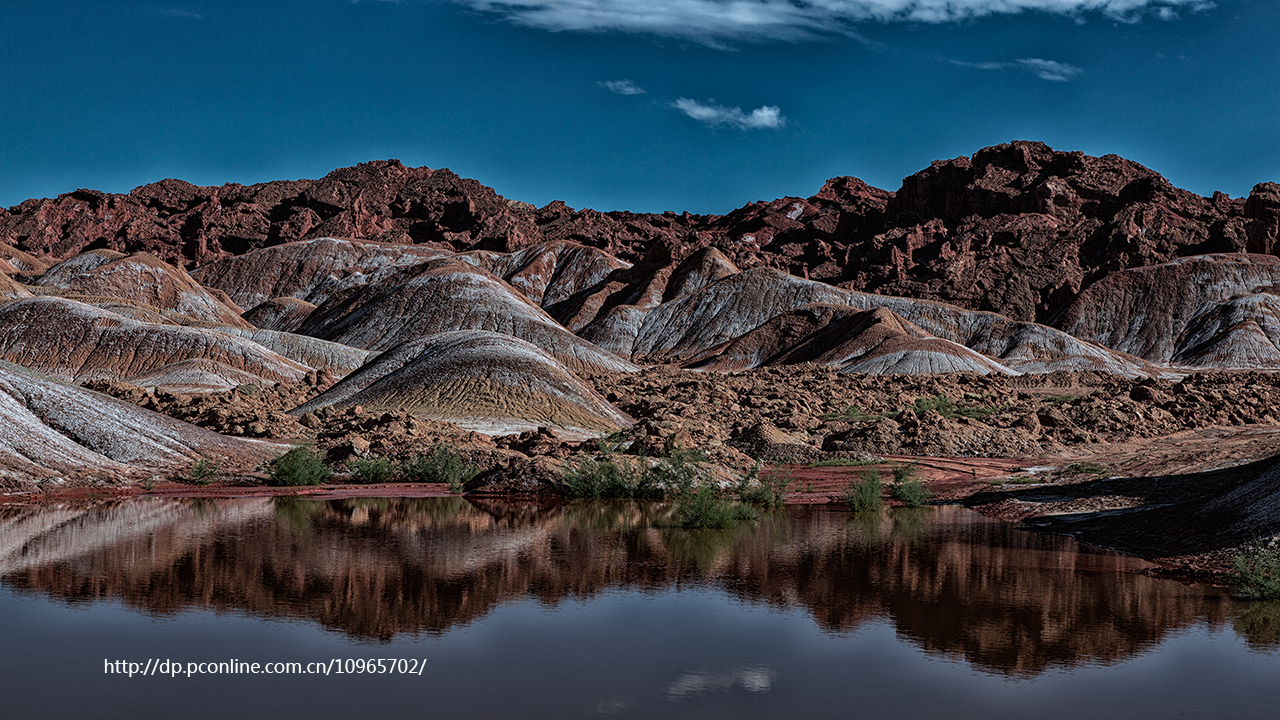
left=0, top=497, right=1264, bottom=676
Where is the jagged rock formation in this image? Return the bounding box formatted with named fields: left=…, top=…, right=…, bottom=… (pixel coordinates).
left=0, top=363, right=272, bottom=487
left=210, top=327, right=373, bottom=376
left=293, top=331, right=632, bottom=436
left=0, top=297, right=308, bottom=390
left=622, top=267, right=1158, bottom=377
left=6, top=142, right=1277, bottom=330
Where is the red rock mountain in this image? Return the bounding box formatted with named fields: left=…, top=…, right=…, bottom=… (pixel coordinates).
left=6, top=141, right=1275, bottom=326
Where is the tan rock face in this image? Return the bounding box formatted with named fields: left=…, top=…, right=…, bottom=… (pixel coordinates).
left=1056, top=253, right=1280, bottom=368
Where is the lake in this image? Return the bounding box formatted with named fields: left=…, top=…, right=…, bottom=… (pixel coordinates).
left=1, top=496, right=1276, bottom=718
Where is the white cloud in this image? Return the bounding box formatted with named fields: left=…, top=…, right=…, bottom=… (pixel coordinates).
left=156, top=8, right=203, bottom=19
left=952, top=57, right=1084, bottom=82
left=673, top=98, right=786, bottom=129
left=599, top=79, right=647, bottom=95
left=1016, top=58, right=1083, bottom=81
left=457, top=1, right=1215, bottom=44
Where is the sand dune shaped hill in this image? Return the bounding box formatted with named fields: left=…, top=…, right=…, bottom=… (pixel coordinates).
left=694, top=305, right=1017, bottom=375
left=240, top=296, right=318, bottom=333
left=0, top=297, right=309, bottom=389
left=0, top=363, right=274, bottom=487
left=210, top=327, right=373, bottom=377
left=627, top=267, right=1161, bottom=376
left=295, top=260, right=637, bottom=374
left=292, top=331, right=632, bottom=436
left=191, top=237, right=449, bottom=311
left=33, top=249, right=250, bottom=327
left=1056, top=253, right=1280, bottom=368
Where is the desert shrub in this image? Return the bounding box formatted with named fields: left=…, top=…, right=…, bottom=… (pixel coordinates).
left=1231, top=540, right=1280, bottom=601
left=821, top=405, right=886, bottom=422
left=1061, top=462, right=1110, bottom=478
left=267, top=447, right=332, bottom=487
left=808, top=458, right=877, bottom=468
left=674, top=484, right=758, bottom=529
left=845, top=468, right=883, bottom=512
left=188, top=455, right=223, bottom=486
left=890, top=463, right=930, bottom=508
left=347, top=456, right=398, bottom=484
left=402, top=446, right=479, bottom=492
left=737, top=466, right=791, bottom=508
left=913, top=395, right=957, bottom=418
left=644, top=445, right=708, bottom=496
left=562, top=454, right=662, bottom=499
left=913, top=394, right=1006, bottom=420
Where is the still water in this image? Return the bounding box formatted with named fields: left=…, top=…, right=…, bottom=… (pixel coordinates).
left=0, top=497, right=1276, bottom=719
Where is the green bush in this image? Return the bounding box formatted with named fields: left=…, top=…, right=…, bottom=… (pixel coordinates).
left=845, top=468, right=883, bottom=512
left=1044, top=393, right=1079, bottom=405
left=401, top=446, right=480, bottom=493
left=913, top=394, right=1006, bottom=419
left=347, top=456, right=398, bottom=484
left=644, top=449, right=707, bottom=496
left=1061, top=462, right=1110, bottom=478
left=808, top=458, right=877, bottom=468
left=561, top=454, right=662, bottom=499
left=189, top=455, right=222, bottom=486
left=820, top=405, right=886, bottom=422
left=267, top=446, right=332, bottom=487
left=736, top=466, right=791, bottom=508
left=1231, top=541, right=1280, bottom=601
left=674, top=484, right=758, bottom=529
left=890, top=463, right=930, bottom=508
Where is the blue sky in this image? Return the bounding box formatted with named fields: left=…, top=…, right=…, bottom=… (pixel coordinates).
left=1, top=1, right=1276, bottom=213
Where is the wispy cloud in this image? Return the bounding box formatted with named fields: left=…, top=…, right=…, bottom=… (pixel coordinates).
left=953, top=57, right=1084, bottom=82
left=1016, top=58, right=1083, bottom=81
left=673, top=98, right=786, bottom=130
left=457, top=1, right=1216, bottom=45
left=599, top=79, right=646, bottom=95
left=156, top=8, right=203, bottom=19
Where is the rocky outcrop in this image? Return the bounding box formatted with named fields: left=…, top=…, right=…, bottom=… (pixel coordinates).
left=694, top=305, right=1016, bottom=375
left=623, top=267, right=1158, bottom=377
left=6, top=142, right=1266, bottom=331
left=191, top=236, right=448, bottom=311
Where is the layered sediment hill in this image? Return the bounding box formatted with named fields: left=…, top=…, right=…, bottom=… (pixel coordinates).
left=293, top=331, right=632, bottom=436
left=0, top=363, right=274, bottom=488
left=0, top=297, right=308, bottom=390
